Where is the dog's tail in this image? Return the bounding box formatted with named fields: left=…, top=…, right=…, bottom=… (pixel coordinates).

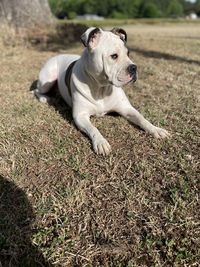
left=29, top=80, right=38, bottom=91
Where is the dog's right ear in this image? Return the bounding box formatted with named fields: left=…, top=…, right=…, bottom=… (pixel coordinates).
left=81, top=27, right=102, bottom=49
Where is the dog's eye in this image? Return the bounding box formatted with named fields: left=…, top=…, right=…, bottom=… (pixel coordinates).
left=111, top=54, right=118, bottom=60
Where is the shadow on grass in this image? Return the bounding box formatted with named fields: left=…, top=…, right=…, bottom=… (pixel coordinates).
left=30, top=80, right=73, bottom=125
left=130, top=46, right=200, bottom=66
left=0, top=175, right=53, bottom=267
left=170, top=35, right=200, bottom=41
left=29, top=23, right=87, bottom=52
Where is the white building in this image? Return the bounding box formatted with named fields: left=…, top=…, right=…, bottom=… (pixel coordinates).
left=76, top=14, right=104, bottom=20
left=187, top=12, right=198, bottom=20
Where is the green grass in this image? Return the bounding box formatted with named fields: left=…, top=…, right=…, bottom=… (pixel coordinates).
left=0, top=22, right=200, bottom=266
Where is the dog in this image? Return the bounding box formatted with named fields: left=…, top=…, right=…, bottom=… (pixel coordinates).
left=34, top=27, right=170, bottom=155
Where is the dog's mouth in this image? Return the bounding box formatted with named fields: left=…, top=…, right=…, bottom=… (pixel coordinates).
left=130, top=75, right=137, bottom=84
left=118, top=73, right=137, bottom=85
left=108, top=76, right=137, bottom=87
left=105, top=71, right=137, bottom=87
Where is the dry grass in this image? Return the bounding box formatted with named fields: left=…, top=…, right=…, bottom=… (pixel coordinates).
left=0, top=23, right=200, bottom=267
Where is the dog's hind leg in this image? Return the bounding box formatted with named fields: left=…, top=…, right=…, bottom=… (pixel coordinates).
left=34, top=56, right=59, bottom=103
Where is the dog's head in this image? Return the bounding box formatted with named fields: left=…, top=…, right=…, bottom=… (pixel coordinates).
left=81, top=27, right=137, bottom=87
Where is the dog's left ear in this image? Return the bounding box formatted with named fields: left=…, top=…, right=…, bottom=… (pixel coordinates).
left=111, top=28, right=127, bottom=43
left=81, top=27, right=102, bottom=49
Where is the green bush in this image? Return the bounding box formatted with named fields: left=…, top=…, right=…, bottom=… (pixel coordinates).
left=48, top=0, right=196, bottom=19
left=68, top=11, right=77, bottom=20
left=143, top=3, right=162, bottom=18
left=110, top=11, right=129, bottom=19
left=167, top=0, right=183, bottom=17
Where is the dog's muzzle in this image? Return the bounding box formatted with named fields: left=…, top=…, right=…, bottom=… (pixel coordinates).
left=127, top=64, right=137, bottom=82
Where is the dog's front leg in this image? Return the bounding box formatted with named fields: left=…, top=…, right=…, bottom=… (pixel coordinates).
left=123, top=107, right=170, bottom=138
left=73, top=113, right=111, bottom=155
left=115, top=95, right=170, bottom=138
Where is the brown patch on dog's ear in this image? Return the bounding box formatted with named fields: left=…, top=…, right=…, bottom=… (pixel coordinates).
left=111, top=28, right=127, bottom=43
left=81, top=27, right=102, bottom=49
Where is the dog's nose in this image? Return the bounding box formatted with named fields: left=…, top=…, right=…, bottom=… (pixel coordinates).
left=127, top=64, right=137, bottom=75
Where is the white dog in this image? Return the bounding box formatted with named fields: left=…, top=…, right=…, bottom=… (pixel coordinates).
left=34, top=27, right=170, bottom=155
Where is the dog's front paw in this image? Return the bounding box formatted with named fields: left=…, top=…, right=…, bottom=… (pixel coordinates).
left=93, top=137, right=111, bottom=156
left=148, top=126, right=171, bottom=139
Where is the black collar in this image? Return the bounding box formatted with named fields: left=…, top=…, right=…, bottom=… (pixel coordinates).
left=65, top=60, right=77, bottom=97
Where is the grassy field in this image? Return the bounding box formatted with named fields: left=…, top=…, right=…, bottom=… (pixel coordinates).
left=0, top=22, right=200, bottom=267
left=68, top=18, right=200, bottom=27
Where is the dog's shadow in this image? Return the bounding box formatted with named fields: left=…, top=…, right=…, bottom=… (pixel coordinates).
left=30, top=80, right=140, bottom=136
left=30, top=80, right=73, bottom=124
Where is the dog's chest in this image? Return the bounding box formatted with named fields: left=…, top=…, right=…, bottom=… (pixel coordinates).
left=94, top=97, right=113, bottom=117
left=92, top=87, right=114, bottom=117
left=95, top=104, right=107, bottom=117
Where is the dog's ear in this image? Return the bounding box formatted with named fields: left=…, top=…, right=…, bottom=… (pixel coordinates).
left=81, top=27, right=102, bottom=49
left=111, top=28, right=127, bottom=43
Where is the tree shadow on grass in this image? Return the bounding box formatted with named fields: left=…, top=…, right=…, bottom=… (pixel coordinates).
left=170, top=35, right=200, bottom=41
left=0, top=175, right=53, bottom=267
left=130, top=46, right=200, bottom=66
left=29, top=23, right=87, bottom=52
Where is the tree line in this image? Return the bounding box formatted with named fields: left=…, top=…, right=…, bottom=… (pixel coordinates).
left=49, top=0, right=200, bottom=19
